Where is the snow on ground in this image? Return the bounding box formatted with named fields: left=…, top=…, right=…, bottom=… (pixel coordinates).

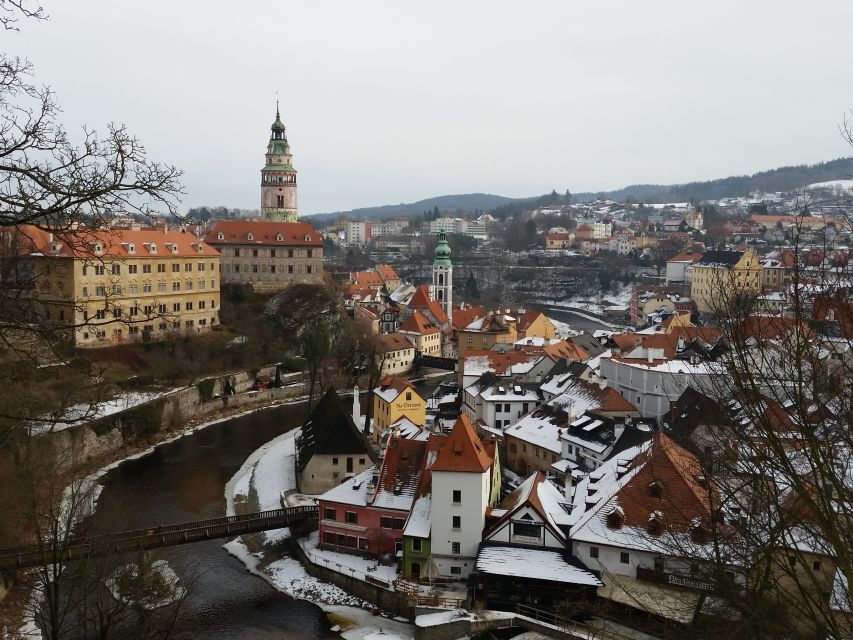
left=31, top=390, right=176, bottom=434
left=301, top=531, right=399, bottom=585
left=550, top=318, right=581, bottom=339
left=224, top=431, right=416, bottom=640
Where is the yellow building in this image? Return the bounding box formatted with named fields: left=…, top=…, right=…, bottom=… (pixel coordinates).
left=11, top=225, right=221, bottom=347
left=371, top=376, right=425, bottom=442
left=690, top=248, right=761, bottom=313
left=514, top=309, right=556, bottom=340
left=398, top=310, right=441, bottom=356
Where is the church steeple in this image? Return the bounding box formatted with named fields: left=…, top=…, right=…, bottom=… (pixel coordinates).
left=261, top=101, right=298, bottom=223
left=432, top=231, right=453, bottom=319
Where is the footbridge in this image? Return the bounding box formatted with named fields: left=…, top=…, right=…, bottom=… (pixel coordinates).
left=0, top=505, right=318, bottom=570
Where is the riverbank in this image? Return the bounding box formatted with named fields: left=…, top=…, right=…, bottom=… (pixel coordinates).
left=223, top=430, right=416, bottom=640
left=1, top=394, right=312, bottom=640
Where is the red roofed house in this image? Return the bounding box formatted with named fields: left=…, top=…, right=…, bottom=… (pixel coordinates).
left=6, top=224, right=221, bottom=347
left=373, top=332, right=415, bottom=376
left=429, top=414, right=501, bottom=578
left=398, top=310, right=441, bottom=357
left=204, top=220, right=323, bottom=292
left=375, top=263, right=401, bottom=291
left=513, top=308, right=557, bottom=340
left=545, top=230, right=574, bottom=250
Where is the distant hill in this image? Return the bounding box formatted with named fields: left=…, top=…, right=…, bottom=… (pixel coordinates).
left=571, top=157, right=853, bottom=204
left=301, top=157, right=853, bottom=224
left=306, top=193, right=515, bottom=223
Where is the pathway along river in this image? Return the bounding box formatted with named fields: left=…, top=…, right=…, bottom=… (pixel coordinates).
left=94, top=401, right=334, bottom=640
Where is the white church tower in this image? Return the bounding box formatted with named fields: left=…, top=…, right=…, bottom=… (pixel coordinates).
left=432, top=230, right=453, bottom=319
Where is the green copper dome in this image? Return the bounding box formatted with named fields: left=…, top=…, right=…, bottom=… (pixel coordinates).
left=433, top=230, right=452, bottom=266
left=271, top=102, right=286, bottom=132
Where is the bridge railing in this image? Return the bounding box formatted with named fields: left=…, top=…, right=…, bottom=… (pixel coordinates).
left=0, top=505, right=318, bottom=569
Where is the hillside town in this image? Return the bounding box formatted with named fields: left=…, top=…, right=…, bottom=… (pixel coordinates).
left=1, top=102, right=850, bottom=640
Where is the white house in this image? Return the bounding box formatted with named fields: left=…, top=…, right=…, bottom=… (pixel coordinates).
left=429, top=415, right=498, bottom=579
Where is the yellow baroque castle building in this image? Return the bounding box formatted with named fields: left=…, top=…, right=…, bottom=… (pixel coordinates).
left=8, top=225, right=221, bottom=347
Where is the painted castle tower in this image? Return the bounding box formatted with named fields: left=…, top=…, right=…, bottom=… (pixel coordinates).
left=261, top=103, right=298, bottom=222
left=433, top=231, right=453, bottom=319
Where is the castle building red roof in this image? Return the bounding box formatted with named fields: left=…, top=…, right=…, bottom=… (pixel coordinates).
left=399, top=310, right=440, bottom=336
left=203, top=220, right=322, bottom=246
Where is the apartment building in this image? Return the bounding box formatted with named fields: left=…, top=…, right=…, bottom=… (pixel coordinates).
left=204, top=220, right=323, bottom=292
left=10, top=225, right=220, bottom=347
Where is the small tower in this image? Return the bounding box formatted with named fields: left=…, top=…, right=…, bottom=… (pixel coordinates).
left=432, top=231, right=453, bottom=318
left=260, top=102, right=298, bottom=223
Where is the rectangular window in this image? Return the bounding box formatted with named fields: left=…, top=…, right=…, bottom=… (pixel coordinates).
left=94, top=265, right=105, bottom=276
left=185, top=263, right=192, bottom=272
left=307, top=265, right=312, bottom=274
left=172, top=282, right=180, bottom=291
left=345, top=511, right=358, bottom=524
left=143, top=283, right=152, bottom=293
left=620, top=552, right=630, bottom=564
left=452, top=490, right=461, bottom=504
left=252, top=249, right=258, bottom=257
left=270, top=265, right=276, bottom=273
left=358, top=538, right=368, bottom=550
left=332, top=457, right=339, bottom=465
left=186, top=281, right=193, bottom=290
left=359, top=458, right=365, bottom=465
left=158, top=304, right=166, bottom=314
left=495, top=404, right=502, bottom=413
left=288, top=249, right=294, bottom=258
left=185, top=302, right=193, bottom=311
left=324, top=531, right=335, bottom=544
left=143, top=264, right=152, bottom=273
left=412, top=538, right=422, bottom=552
left=199, top=300, right=206, bottom=309
left=288, top=265, right=294, bottom=274
left=172, top=303, right=180, bottom=312
left=82, top=265, right=88, bottom=276
left=157, top=264, right=165, bottom=273
left=451, top=542, right=461, bottom=555
left=450, top=566, right=462, bottom=575
left=590, top=546, right=599, bottom=559
left=82, top=286, right=89, bottom=297
left=129, top=306, right=138, bottom=317
left=158, top=282, right=166, bottom=293
left=128, top=264, right=137, bottom=274
left=252, top=264, right=258, bottom=273
left=393, top=518, right=405, bottom=530
left=452, top=516, right=461, bottom=529
left=111, top=264, right=120, bottom=275
left=172, top=263, right=180, bottom=273
left=144, top=305, right=153, bottom=315
left=380, top=516, right=393, bottom=529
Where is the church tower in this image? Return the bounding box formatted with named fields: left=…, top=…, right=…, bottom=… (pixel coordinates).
left=432, top=231, right=453, bottom=318
left=260, top=103, right=298, bottom=223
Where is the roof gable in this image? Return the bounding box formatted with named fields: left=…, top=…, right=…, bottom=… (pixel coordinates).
left=431, top=414, right=493, bottom=473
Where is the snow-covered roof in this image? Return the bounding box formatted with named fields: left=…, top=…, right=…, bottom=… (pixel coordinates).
left=475, top=545, right=602, bottom=586
left=504, top=411, right=564, bottom=455
left=403, top=494, right=431, bottom=538
left=319, top=467, right=376, bottom=507
left=480, top=384, right=539, bottom=403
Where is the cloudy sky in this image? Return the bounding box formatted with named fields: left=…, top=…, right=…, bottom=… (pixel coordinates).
left=10, top=1, right=853, bottom=214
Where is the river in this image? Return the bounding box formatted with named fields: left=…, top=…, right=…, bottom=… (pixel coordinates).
left=541, top=308, right=620, bottom=332
left=94, top=401, right=335, bottom=640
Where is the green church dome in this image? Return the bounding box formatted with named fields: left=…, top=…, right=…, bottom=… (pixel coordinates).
left=433, top=231, right=452, bottom=266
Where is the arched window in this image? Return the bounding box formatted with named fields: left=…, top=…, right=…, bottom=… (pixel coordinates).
left=437, top=290, right=443, bottom=301
left=438, top=273, right=443, bottom=286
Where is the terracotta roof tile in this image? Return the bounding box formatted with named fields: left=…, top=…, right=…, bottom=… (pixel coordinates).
left=204, top=220, right=321, bottom=246
left=407, top=284, right=449, bottom=325
left=431, top=414, right=494, bottom=473
left=399, top=310, right=440, bottom=335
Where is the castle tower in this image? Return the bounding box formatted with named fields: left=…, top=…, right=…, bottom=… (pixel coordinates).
left=432, top=230, right=453, bottom=318
left=260, top=102, right=298, bottom=223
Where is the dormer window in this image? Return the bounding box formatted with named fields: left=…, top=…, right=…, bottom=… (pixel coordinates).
left=217, top=232, right=224, bottom=240
left=606, top=507, right=624, bottom=530
left=649, top=481, right=663, bottom=499
left=247, top=232, right=254, bottom=241
left=304, top=234, right=311, bottom=242
left=276, top=233, right=283, bottom=241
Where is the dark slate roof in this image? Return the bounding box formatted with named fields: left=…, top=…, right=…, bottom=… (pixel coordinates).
left=663, top=387, right=728, bottom=438
left=296, top=387, right=378, bottom=473
left=567, top=333, right=606, bottom=358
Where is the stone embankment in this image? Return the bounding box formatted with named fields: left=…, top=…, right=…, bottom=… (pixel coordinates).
left=14, top=366, right=307, bottom=475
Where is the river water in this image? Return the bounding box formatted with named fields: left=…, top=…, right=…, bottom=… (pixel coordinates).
left=94, top=401, right=335, bottom=640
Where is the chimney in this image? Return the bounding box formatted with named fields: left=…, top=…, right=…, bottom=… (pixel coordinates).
left=352, top=384, right=360, bottom=425
left=563, top=474, right=573, bottom=502
left=614, top=420, right=625, bottom=442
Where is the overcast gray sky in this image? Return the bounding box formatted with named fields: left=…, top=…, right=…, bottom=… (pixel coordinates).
left=10, top=1, right=853, bottom=214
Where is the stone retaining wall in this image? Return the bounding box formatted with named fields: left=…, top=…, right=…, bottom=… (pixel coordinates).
left=22, top=368, right=306, bottom=474
left=290, top=537, right=412, bottom=618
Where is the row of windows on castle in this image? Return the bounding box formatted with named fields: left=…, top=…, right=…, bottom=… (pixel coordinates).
left=82, top=299, right=217, bottom=320
left=227, top=248, right=315, bottom=258
left=262, top=174, right=296, bottom=183
left=74, top=280, right=217, bottom=296
left=81, top=261, right=217, bottom=276
left=83, top=316, right=217, bottom=342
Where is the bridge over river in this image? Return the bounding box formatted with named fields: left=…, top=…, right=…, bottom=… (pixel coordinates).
left=0, top=505, right=318, bottom=570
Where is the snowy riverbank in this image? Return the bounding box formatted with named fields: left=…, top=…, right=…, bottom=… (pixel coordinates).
left=223, top=430, right=416, bottom=640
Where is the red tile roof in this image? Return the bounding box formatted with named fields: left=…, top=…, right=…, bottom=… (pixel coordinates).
left=452, top=306, right=487, bottom=331
left=462, top=350, right=538, bottom=375
left=399, top=310, right=440, bottom=335
left=431, top=414, right=494, bottom=473
left=376, top=263, right=400, bottom=282
left=514, top=309, right=546, bottom=333
left=13, top=225, right=219, bottom=259
left=668, top=252, right=703, bottom=263
left=350, top=271, right=384, bottom=288
left=204, top=220, right=322, bottom=246
left=408, top=284, right=449, bottom=325
left=374, top=333, right=415, bottom=353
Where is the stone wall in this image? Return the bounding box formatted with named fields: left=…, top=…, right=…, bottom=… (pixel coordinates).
left=291, top=538, right=412, bottom=618
left=25, top=368, right=306, bottom=474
